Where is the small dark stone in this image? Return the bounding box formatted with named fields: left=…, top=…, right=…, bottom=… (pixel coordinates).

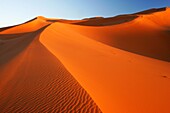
left=162, top=75, right=168, bottom=78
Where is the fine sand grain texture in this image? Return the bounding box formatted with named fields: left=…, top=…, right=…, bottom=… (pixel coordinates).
left=0, top=7, right=170, bottom=113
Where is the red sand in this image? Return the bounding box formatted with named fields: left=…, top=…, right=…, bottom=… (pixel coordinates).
left=0, top=7, right=170, bottom=113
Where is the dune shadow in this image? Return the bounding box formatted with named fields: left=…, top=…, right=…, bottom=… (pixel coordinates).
left=73, top=15, right=138, bottom=26
left=0, top=25, right=49, bottom=66
left=0, top=18, right=37, bottom=32
left=0, top=26, right=15, bottom=32
left=134, top=7, right=166, bottom=15
left=107, top=35, right=170, bottom=62
left=46, top=20, right=58, bottom=22
left=0, top=33, right=29, bottom=40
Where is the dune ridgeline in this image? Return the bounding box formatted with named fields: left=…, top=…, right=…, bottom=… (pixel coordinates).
left=0, top=7, right=170, bottom=113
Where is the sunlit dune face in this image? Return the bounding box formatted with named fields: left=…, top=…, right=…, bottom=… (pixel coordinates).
left=63, top=8, right=170, bottom=62
left=40, top=21, right=170, bottom=113
left=0, top=17, right=52, bottom=34
left=0, top=7, right=170, bottom=113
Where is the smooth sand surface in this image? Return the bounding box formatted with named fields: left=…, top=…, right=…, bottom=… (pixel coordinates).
left=0, top=16, right=52, bottom=34
left=66, top=7, right=170, bottom=61
left=0, top=7, right=170, bottom=113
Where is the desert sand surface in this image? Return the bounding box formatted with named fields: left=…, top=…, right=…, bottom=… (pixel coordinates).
left=0, top=7, right=170, bottom=113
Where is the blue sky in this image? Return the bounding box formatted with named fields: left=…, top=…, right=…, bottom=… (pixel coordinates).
left=0, top=0, right=169, bottom=27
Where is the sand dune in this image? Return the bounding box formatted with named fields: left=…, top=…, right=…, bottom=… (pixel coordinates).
left=0, top=16, right=53, bottom=34
left=73, top=15, right=138, bottom=26
left=0, top=27, right=101, bottom=113
left=63, top=7, right=170, bottom=61
left=0, top=7, right=170, bottom=113
left=40, top=22, right=170, bottom=113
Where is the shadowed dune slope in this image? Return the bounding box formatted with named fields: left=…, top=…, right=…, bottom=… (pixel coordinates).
left=40, top=22, right=170, bottom=113
left=134, top=7, right=167, bottom=14
left=0, top=18, right=38, bottom=32
left=73, top=15, right=138, bottom=26
left=0, top=16, right=54, bottom=34
left=70, top=7, right=169, bottom=27
left=60, top=7, right=170, bottom=61
left=0, top=7, right=170, bottom=113
left=0, top=27, right=101, bottom=113
left=0, top=16, right=85, bottom=34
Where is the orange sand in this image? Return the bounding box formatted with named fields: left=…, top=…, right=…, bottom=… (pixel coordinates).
left=0, top=7, right=170, bottom=113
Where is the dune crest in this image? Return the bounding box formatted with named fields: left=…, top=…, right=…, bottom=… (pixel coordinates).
left=0, top=17, right=51, bottom=34
left=0, top=7, right=170, bottom=113
left=0, top=26, right=101, bottom=113
left=64, top=7, right=170, bottom=62
left=40, top=22, right=170, bottom=113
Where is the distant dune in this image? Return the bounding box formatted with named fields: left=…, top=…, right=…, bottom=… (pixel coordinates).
left=0, top=7, right=170, bottom=113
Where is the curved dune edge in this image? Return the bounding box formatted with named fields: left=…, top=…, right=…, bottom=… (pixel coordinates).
left=40, top=22, right=170, bottom=113
left=0, top=7, right=170, bottom=113
left=0, top=27, right=102, bottom=113
left=61, top=8, right=170, bottom=62
left=0, top=17, right=52, bottom=34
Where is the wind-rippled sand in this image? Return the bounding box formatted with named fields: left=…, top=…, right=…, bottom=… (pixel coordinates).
left=0, top=7, right=170, bottom=113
